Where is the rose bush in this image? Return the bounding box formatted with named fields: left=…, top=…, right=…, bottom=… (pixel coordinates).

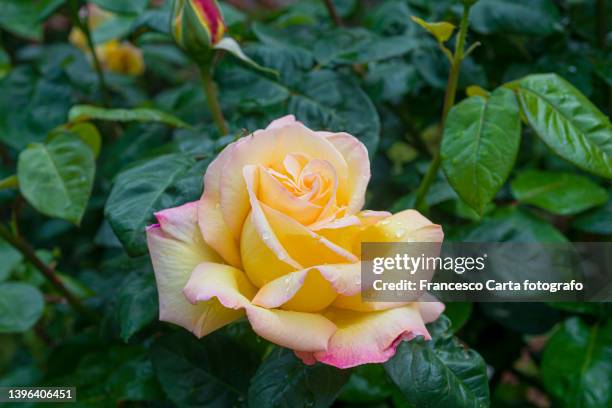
left=146, top=115, right=444, bottom=368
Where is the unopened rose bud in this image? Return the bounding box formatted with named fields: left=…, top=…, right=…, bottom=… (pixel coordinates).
left=171, top=0, right=226, bottom=64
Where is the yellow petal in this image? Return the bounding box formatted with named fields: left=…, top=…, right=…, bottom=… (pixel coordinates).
left=246, top=307, right=336, bottom=352
left=251, top=263, right=361, bottom=312
left=333, top=294, right=410, bottom=312
left=258, top=165, right=323, bottom=225
left=361, top=209, right=444, bottom=243
left=199, top=142, right=242, bottom=267
left=182, top=261, right=336, bottom=352
left=218, top=122, right=350, bottom=240
left=241, top=211, right=296, bottom=288
left=317, top=131, right=370, bottom=214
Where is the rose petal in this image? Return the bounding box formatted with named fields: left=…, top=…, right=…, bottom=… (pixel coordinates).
left=266, top=114, right=297, bottom=130
left=241, top=165, right=302, bottom=287
left=246, top=307, right=336, bottom=352
left=146, top=201, right=225, bottom=337
left=219, top=122, right=349, bottom=240
left=183, top=261, right=255, bottom=308
left=261, top=202, right=358, bottom=267
left=318, top=131, right=370, bottom=214
left=362, top=209, right=444, bottom=243
left=258, top=165, right=323, bottom=225
left=199, top=141, right=241, bottom=267
left=418, top=292, right=445, bottom=323
left=182, top=261, right=336, bottom=352
left=333, top=294, right=410, bottom=312
left=241, top=211, right=298, bottom=288
left=198, top=196, right=242, bottom=267
left=251, top=263, right=361, bottom=312
left=296, top=305, right=429, bottom=369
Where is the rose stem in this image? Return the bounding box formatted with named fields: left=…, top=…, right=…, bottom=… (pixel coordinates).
left=0, top=224, right=97, bottom=321
left=201, top=67, right=229, bottom=135
left=414, top=4, right=473, bottom=213
left=68, top=0, right=110, bottom=106
left=323, top=0, right=343, bottom=27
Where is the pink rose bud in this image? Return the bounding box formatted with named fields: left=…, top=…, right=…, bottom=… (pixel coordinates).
left=171, top=0, right=226, bottom=63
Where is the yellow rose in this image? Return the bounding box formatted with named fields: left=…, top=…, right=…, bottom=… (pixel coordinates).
left=69, top=5, right=145, bottom=76
left=146, top=116, right=444, bottom=368
left=96, top=40, right=145, bottom=76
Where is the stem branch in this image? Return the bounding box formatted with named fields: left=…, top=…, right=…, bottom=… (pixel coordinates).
left=323, top=0, right=343, bottom=26
left=69, top=0, right=110, bottom=105
left=201, top=68, right=229, bottom=135
left=414, top=5, right=472, bottom=212
left=0, top=224, right=95, bottom=320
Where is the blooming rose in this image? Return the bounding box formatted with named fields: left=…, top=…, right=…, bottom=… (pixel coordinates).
left=146, top=116, right=444, bottom=368
left=69, top=4, right=145, bottom=76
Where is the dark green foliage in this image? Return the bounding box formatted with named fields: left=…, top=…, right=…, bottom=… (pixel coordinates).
left=0, top=0, right=610, bottom=407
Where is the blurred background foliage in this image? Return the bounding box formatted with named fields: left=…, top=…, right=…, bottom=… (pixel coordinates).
left=0, top=0, right=610, bottom=407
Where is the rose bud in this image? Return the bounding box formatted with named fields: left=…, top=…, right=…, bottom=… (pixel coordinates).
left=171, top=0, right=226, bottom=64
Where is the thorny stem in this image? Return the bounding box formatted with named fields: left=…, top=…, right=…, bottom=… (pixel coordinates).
left=414, top=5, right=472, bottom=213
left=201, top=67, right=229, bottom=135
left=0, top=224, right=96, bottom=321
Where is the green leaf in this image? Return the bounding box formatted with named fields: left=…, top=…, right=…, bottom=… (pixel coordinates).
left=90, top=0, right=149, bottom=14
left=17, top=134, right=95, bottom=225
left=0, top=0, right=66, bottom=40
left=214, top=37, right=278, bottom=77
left=92, top=14, right=136, bottom=44
left=548, top=302, right=612, bottom=318
left=0, top=47, right=10, bottom=78
left=470, top=0, right=561, bottom=36
left=573, top=195, right=612, bottom=235
left=115, top=263, right=158, bottom=342
left=450, top=207, right=568, bottom=243
left=0, top=66, right=73, bottom=150
left=542, top=318, right=612, bottom=407
left=411, top=16, right=455, bottom=43
left=384, top=316, right=490, bottom=408
left=443, top=303, right=473, bottom=334
left=65, top=345, right=162, bottom=404
left=152, top=331, right=257, bottom=407
left=0, top=282, right=44, bottom=333
left=516, top=73, right=612, bottom=178
left=311, top=28, right=418, bottom=66
left=0, top=239, right=22, bottom=282
left=68, top=105, right=190, bottom=129
left=511, top=170, right=607, bottom=215
left=441, top=87, right=521, bottom=214
left=105, top=154, right=210, bottom=256
left=48, top=123, right=102, bottom=158
left=248, top=347, right=351, bottom=408
left=289, top=70, right=380, bottom=155
left=339, top=364, right=394, bottom=404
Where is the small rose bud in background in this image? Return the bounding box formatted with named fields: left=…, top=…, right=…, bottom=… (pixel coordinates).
left=69, top=4, right=145, bottom=76
left=171, top=0, right=226, bottom=64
